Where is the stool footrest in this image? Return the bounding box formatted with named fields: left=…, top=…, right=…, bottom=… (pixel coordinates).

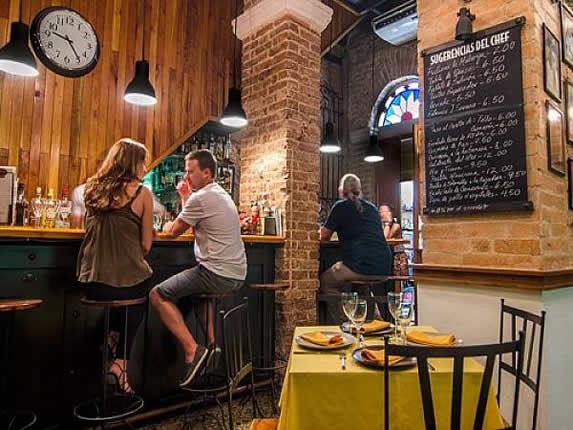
left=74, top=394, right=144, bottom=423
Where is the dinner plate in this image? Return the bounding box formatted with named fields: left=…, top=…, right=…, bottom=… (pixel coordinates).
left=352, top=345, right=417, bottom=369
left=295, top=331, right=355, bottom=350
left=406, top=331, right=462, bottom=346
left=340, top=321, right=394, bottom=336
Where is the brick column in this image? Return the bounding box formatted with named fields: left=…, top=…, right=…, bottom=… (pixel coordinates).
left=236, top=0, right=331, bottom=357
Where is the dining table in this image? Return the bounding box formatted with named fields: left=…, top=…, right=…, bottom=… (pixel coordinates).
left=277, top=325, right=505, bottom=430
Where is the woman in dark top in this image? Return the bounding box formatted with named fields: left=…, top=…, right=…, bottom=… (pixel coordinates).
left=379, top=203, right=409, bottom=276
left=319, top=174, right=392, bottom=322
left=77, top=138, right=154, bottom=392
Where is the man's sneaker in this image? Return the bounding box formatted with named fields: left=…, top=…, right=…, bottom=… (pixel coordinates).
left=179, top=345, right=209, bottom=387
left=205, top=345, right=222, bottom=371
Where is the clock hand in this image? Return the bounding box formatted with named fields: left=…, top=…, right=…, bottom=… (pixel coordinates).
left=67, top=39, right=81, bottom=62
left=52, top=31, right=68, bottom=41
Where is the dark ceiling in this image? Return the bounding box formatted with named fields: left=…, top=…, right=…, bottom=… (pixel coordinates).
left=336, top=0, right=409, bottom=16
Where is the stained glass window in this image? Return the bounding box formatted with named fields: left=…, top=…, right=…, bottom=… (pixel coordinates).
left=378, top=81, right=420, bottom=127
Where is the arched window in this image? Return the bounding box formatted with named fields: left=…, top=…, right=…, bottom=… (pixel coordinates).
left=377, top=80, right=419, bottom=127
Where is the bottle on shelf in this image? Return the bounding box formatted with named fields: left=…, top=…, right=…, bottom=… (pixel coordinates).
left=15, top=183, right=28, bottom=226
left=29, top=187, right=44, bottom=228
left=55, top=187, right=72, bottom=229
left=44, top=188, right=58, bottom=228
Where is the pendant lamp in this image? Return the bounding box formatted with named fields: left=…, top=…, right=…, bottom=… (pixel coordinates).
left=364, top=28, right=383, bottom=163
left=124, top=0, right=156, bottom=106
left=320, top=0, right=341, bottom=154
left=364, top=134, right=384, bottom=163
left=320, top=121, right=342, bottom=153
left=221, top=0, right=247, bottom=128
left=0, top=0, right=38, bottom=77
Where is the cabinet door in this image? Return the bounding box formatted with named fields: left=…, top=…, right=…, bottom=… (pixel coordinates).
left=1, top=269, right=67, bottom=418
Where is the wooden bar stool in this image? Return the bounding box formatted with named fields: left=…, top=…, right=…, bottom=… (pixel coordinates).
left=73, top=296, right=146, bottom=426
left=0, top=298, right=42, bottom=430
left=248, top=282, right=289, bottom=416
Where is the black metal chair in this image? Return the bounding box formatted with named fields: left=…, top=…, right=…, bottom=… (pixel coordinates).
left=182, top=298, right=257, bottom=430
left=248, top=282, right=289, bottom=416
left=498, top=299, right=546, bottom=430
left=383, top=333, right=525, bottom=430
left=0, top=298, right=43, bottom=430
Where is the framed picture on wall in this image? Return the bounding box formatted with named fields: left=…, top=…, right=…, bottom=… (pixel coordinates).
left=568, top=158, right=573, bottom=209
left=546, top=100, right=566, bottom=175
left=544, top=24, right=562, bottom=101
left=561, top=2, right=573, bottom=67
left=566, top=80, right=573, bottom=143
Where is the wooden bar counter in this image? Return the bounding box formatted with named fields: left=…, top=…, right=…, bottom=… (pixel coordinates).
left=0, top=226, right=284, bottom=426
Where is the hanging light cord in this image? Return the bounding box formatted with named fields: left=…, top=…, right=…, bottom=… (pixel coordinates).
left=19, top=0, right=23, bottom=21
left=232, top=0, right=238, bottom=89
left=370, top=30, right=375, bottom=134
left=141, top=0, right=146, bottom=60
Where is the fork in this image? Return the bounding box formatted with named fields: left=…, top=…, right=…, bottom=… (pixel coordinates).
left=339, top=352, right=347, bottom=370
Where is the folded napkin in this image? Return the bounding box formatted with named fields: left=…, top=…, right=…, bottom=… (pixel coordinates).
left=361, top=319, right=391, bottom=333
left=300, top=331, right=344, bottom=347
left=361, top=348, right=404, bottom=366
left=407, top=330, right=455, bottom=346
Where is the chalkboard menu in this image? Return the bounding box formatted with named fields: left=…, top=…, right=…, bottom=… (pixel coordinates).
left=422, top=18, right=533, bottom=215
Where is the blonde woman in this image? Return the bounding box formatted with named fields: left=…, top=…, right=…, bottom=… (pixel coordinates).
left=319, top=174, right=392, bottom=322
left=77, top=138, right=154, bottom=393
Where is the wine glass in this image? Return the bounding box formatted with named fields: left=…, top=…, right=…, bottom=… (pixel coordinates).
left=387, top=292, right=403, bottom=342
left=350, top=298, right=368, bottom=347
left=399, top=297, right=414, bottom=345
left=153, top=214, right=163, bottom=232
left=341, top=292, right=358, bottom=332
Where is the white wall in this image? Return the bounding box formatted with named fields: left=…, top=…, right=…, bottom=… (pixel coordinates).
left=541, top=286, right=573, bottom=430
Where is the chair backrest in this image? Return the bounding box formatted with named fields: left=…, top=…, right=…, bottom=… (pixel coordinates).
left=384, top=334, right=525, bottom=430
left=221, top=298, right=253, bottom=389
left=498, top=299, right=546, bottom=430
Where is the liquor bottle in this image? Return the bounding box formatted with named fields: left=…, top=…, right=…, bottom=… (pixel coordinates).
left=30, top=187, right=44, bottom=228
left=223, top=134, right=231, bottom=162
left=44, top=188, right=58, bottom=228
left=15, top=183, right=28, bottom=226
left=55, top=187, right=72, bottom=228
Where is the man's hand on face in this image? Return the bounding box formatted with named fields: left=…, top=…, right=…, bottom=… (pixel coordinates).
left=177, top=177, right=192, bottom=202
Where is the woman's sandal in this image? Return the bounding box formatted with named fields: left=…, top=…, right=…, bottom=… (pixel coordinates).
left=108, top=362, right=134, bottom=394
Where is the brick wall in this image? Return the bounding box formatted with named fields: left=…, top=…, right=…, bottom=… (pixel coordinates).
left=239, top=13, right=322, bottom=357
left=418, top=0, right=573, bottom=271
left=320, top=29, right=417, bottom=201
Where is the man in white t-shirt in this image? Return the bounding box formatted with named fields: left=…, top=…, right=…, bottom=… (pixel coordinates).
left=150, top=149, right=246, bottom=387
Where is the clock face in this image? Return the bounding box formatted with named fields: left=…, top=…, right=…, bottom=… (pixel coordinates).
left=30, top=7, right=99, bottom=77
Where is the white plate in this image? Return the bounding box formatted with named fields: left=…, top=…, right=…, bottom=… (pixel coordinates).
left=295, top=331, right=356, bottom=350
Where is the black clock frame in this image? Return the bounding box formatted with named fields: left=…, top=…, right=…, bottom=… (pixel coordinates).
left=30, top=6, right=100, bottom=78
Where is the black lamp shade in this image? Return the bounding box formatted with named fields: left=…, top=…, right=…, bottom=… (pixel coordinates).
left=364, top=134, right=384, bottom=163
left=220, top=87, right=248, bottom=128
left=0, top=22, right=38, bottom=77
left=455, top=8, right=475, bottom=41
left=124, top=60, right=157, bottom=106
left=320, top=121, right=341, bottom=153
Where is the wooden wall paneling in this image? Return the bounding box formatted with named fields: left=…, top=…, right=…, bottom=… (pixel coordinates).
left=320, top=0, right=362, bottom=55
left=0, top=0, right=236, bottom=198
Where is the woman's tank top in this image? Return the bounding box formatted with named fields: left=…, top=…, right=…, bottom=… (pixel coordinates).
left=77, top=184, right=153, bottom=287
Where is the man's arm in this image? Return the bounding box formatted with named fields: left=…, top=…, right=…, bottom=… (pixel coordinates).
left=162, top=218, right=191, bottom=238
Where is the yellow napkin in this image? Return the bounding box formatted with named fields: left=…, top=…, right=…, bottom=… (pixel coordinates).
left=407, top=330, right=455, bottom=346
left=300, top=331, right=344, bottom=347
left=361, top=319, right=391, bottom=333
left=361, top=348, right=404, bottom=366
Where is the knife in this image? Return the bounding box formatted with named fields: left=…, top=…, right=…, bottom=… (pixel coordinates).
left=340, top=353, right=346, bottom=370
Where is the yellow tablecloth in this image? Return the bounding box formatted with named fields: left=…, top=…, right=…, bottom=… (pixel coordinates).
left=278, top=326, right=505, bottom=430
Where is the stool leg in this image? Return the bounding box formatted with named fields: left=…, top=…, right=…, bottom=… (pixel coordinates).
left=102, top=306, right=110, bottom=414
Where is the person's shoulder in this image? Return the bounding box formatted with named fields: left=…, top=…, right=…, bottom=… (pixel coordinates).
left=362, top=199, right=377, bottom=210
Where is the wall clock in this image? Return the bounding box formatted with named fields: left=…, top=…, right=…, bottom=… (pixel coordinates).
left=30, top=6, right=99, bottom=78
